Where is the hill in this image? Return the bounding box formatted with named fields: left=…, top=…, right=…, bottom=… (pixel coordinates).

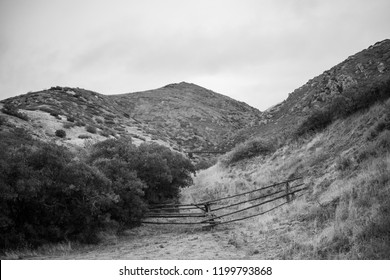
left=0, top=82, right=262, bottom=159
left=224, top=39, right=390, bottom=144
left=183, top=39, right=390, bottom=259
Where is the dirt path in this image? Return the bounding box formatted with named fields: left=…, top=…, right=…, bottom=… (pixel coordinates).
left=31, top=224, right=248, bottom=260
left=26, top=217, right=307, bottom=260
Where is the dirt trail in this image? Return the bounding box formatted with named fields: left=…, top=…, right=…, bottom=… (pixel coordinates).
left=28, top=217, right=305, bottom=260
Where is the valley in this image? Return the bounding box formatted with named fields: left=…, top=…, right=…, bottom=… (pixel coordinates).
left=1, top=39, right=390, bottom=260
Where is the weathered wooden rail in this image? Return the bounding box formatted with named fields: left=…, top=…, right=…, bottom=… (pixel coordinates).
left=142, top=177, right=306, bottom=227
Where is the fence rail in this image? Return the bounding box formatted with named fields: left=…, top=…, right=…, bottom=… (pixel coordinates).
left=142, top=177, right=306, bottom=227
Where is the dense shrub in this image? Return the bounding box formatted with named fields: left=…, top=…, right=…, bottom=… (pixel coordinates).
left=0, top=142, right=114, bottom=249
left=86, top=125, right=97, bottom=134
left=89, top=139, right=195, bottom=204
left=295, top=109, right=333, bottom=136
left=1, top=103, right=28, bottom=121
left=55, top=129, right=66, bottom=138
left=75, top=120, right=86, bottom=127
left=0, top=115, right=7, bottom=126
left=67, top=116, right=75, bottom=122
left=0, top=134, right=195, bottom=250
left=296, top=79, right=390, bottom=136
left=222, top=138, right=276, bottom=165
left=78, top=134, right=91, bottom=139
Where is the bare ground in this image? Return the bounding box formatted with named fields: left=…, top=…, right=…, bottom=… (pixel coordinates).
left=25, top=213, right=308, bottom=260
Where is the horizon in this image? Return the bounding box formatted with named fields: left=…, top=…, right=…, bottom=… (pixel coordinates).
left=1, top=0, right=390, bottom=110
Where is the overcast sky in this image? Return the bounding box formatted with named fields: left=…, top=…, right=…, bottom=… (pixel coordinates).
left=1, top=0, right=389, bottom=110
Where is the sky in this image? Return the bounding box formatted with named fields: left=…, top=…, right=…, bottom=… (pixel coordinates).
left=1, top=0, right=389, bottom=110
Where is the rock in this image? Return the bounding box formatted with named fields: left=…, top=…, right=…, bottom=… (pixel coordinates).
left=377, top=62, right=386, bottom=73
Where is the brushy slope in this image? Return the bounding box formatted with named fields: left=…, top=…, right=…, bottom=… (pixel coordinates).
left=183, top=98, right=390, bottom=259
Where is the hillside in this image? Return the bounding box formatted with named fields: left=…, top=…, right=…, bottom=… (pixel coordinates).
left=225, top=39, right=390, bottom=144
left=0, top=82, right=262, bottom=159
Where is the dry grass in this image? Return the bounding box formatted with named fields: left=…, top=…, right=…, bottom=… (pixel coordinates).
left=180, top=100, right=390, bottom=259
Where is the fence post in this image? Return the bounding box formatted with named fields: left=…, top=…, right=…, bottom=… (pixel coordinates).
left=204, top=203, right=217, bottom=226
left=286, top=182, right=291, bottom=202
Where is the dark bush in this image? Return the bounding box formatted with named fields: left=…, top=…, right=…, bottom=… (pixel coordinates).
left=296, top=79, right=390, bottom=136
left=0, top=142, right=114, bottom=249
left=55, top=129, right=66, bottom=138
left=75, top=120, right=86, bottom=127
left=0, top=115, right=7, bottom=126
left=86, top=125, right=97, bottom=134
left=78, top=134, right=91, bottom=139
left=89, top=139, right=195, bottom=204
left=222, top=138, right=276, bottom=165
left=67, top=116, right=75, bottom=122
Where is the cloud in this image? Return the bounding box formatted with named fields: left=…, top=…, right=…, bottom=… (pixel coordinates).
left=1, top=0, right=389, bottom=110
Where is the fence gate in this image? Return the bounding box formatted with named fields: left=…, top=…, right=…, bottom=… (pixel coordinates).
left=143, top=177, right=307, bottom=227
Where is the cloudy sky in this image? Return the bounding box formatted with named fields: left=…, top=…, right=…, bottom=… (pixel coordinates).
left=1, top=0, right=389, bottom=110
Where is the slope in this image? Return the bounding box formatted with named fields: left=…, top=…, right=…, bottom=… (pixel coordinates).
left=0, top=82, right=262, bottom=158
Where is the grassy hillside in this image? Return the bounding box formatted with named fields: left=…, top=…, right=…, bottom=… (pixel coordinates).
left=184, top=97, right=390, bottom=259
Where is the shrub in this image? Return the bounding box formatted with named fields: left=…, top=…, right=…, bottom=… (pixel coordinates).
left=55, top=129, right=66, bottom=138
left=222, top=138, right=276, bottom=165
left=89, top=139, right=195, bottom=204
left=63, top=122, right=75, bottom=129
left=75, top=120, right=86, bottom=126
left=296, top=80, right=390, bottom=137
left=0, top=115, right=7, bottom=126
left=1, top=103, right=29, bottom=121
left=67, top=116, right=75, bottom=122
left=0, top=142, right=114, bottom=249
left=86, top=125, right=97, bottom=134
left=296, top=109, right=333, bottom=136
left=78, top=134, right=91, bottom=139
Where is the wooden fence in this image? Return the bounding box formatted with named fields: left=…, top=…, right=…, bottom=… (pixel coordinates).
left=142, top=177, right=307, bottom=227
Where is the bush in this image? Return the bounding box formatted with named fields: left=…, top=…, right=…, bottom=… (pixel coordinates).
left=296, top=80, right=390, bottom=137
left=89, top=139, right=195, bottom=204
left=63, top=122, right=76, bottom=129
left=67, top=116, right=75, bottom=122
left=1, top=103, right=29, bottom=121
left=222, top=138, right=276, bottom=165
left=0, top=115, right=7, bottom=126
left=75, top=120, right=86, bottom=127
left=55, top=129, right=66, bottom=138
left=78, top=134, right=91, bottom=139
left=86, top=125, right=97, bottom=134
left=0, top=142, right=114, bottom=249
left=296, top=109, right=333, bottom=136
